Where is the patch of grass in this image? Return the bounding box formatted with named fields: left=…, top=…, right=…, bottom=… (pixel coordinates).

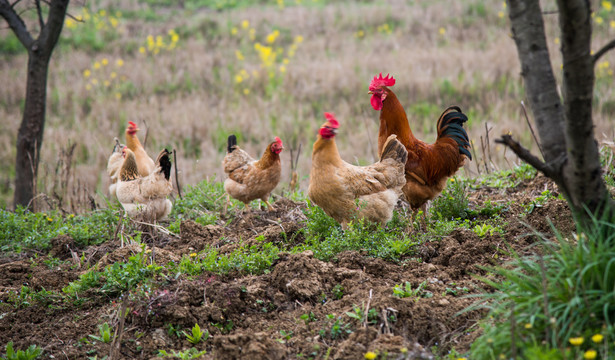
left=468, top=215, right=615, bottom=359
left=0, top=207, right=121, bottom=252
left=431, top=176, right=471, bottom=220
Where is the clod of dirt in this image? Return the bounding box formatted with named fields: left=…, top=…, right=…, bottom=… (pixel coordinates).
left=172, top=220, right=223, bottom=253
left=430, top=229, right=496, bottom=279
left=212, top=332, right=287, bottom=360
left=271, top=251, right=362, bottom=302
left=48, top=234, right=75, bottom=260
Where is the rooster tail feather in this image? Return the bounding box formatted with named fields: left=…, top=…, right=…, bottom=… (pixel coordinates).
left=436, top=106, right=472, bottom=160
left=379, top=134, right=408, bottom=165
left=156, top=149, right=172, bottom=180
left=227, top=135, right=237, bottom=153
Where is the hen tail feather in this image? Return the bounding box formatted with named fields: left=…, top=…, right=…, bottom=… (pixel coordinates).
left=227, top=135, right=237, bottom=153
left=156, top=149, right=172, bottom=180
left=380, top=134, right=408, bottom=165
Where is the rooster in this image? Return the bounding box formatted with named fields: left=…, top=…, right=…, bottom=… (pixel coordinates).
left=308, top=112, right=408, bottom=228
left=125, top=121, right=155, bottom=177
left=369, top=73, right=471, bottom=212
left=223, top=135, right=283, bottom=211
left=107, top=137, right=125, bottom=199
left=116, top=147, right=173, bottom=221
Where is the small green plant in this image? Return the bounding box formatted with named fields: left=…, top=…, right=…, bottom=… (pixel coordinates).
left=345, top=305, right=378, bottom=326
left=332, top=284, right=344, bottom=300
left=89, top=323, right=113, bottom=344
left=443, top=286, right=470, bottom=297
left=299, top=312, right=317, bottom=325
left=166, top=324, right=183, bottom=338
left=2, top=342, right=43, bottom=360
left=472, top=223, right=495, bottom=237
left=158, top=348, right=206, bottom=359
left=319, top=314, right=352, bottom=340
left=183, top=323, right=208, bottom=345
left=392, top=281, right=433, bottom=299
left=431, top=177, right=470, bottom=220
left=277, top=330, right=293, bottom=343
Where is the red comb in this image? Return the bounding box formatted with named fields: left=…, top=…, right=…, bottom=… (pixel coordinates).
left=324, top=112, right=339, bottom=128
left=275, top=136, right=283, bottom=146
left=128, top=121, right=137, bottom=128
left=369, top=73, right=396, bottom=91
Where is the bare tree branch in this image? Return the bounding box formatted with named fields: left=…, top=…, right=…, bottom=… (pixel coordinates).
left=593, top=38, right=615, bottom=65
left=495, top=135, right=555, bottom=177
left=0, top=0, right=34, bottom=49
left=10, top=0, right=23, bottom=9
left=35, top=0, right=44, bottom=31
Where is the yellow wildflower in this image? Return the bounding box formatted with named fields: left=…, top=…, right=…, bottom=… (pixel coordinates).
left=242, top=20, right=250, bottom=29
left=364, top=352, right=377, bottom=360
left=243, top=88, right=250, bottom=95
left=86, top=84, right=92, bottom=91
left=355, top=30, right=365, bottom=38
left=109, top=17, right=118, bottom=28
left=65, top=19, right=75, bottom=28
left=83, top=69, right=91, bottom=78
left=279, top=65, right=286, bottom=73
left=569, top=337, right=584, bottom=346
left=91, top=78, right=98, bottom=85
left=498, top=11, right=504, bottom=18
left=104, top=80, right=110, bottom=87
left=524, top=323, right=532, bottom=329
left=611, top=20, right=615, bottom=28
left=236, top=50, right=245, bottom=61
left=249, top=28, right=256, bottom=41
left=457, top=358, right=467, bottom=360
left=190, top=253, right=197, bottom=257
left=584, top=350, right=597, bottom=360
left=99, top=9, right=106, bottom=17
left=591, top=334, right=604, bottom=343
left=171, top=34, right=179, bottom=43
left=93, top=62, right=101, bottom=70
left=266, top=30, right=280, bottom=44
left=555, top=37, right=560, bottom=45
left=595, top=16, right=604, bottom=25
left=116, top=59, right=124, bottom=67
left=115, top=93, right=122, bottom=100
left=235, top=74, right=243, bottom=84
left=231, top=27, right=238, bottom=35
left=283, top=58, right=289, bottom=64
left=277, top=0, right=284, bottom=9
left=294, top=35, right=304, bottom=43
left=115, top=11, right=122, bottom=17
left=603, top=1, right=612, bottom=11
left=47, top=217, right=53, bottom=222
left=439, top=27, right=446, bottom=35
left=139, top=46, right=146, bottom=54
left=101, top=58, right=109, bottom=66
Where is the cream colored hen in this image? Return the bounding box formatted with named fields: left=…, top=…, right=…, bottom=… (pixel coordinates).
left=116, top=147, right=173, bottom=221
left=308, top=112, right=408, bottom=228
left=107, top=138, right=125, bottom=199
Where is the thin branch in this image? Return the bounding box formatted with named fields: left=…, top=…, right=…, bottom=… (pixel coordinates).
left=35, top=0, right=44, bottom=31
left=10, top=0, right=23, bottom=9
left=593, top=38, right=615, bottom=65
left=521, top=101, right=545, bottom=160
left=495, top=134, right=555, bottom=177
left=0, top=0, right=34, bottom=48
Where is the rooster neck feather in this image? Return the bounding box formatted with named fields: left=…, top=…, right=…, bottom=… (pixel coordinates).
left=379, top=89, right=417, bottom=150
left=255, top=143, right=280, bottom=169
left=126, top=132, right=143, bottom=152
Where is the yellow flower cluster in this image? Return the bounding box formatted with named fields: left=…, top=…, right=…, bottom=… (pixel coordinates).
left=230, top=20, right=304, bottom=94
left=597, top=60, right=613, bottom=77
left=567, top=334, right=606, bottom=360
left=498, top=2, right=507, bottom=19
left=139, top=29, right=180, bottom=55
left=377, top=23, right=392, bottom=35
left=65, top=8, right=122, bottom=32
left=83, top=57, right=126, bottom=100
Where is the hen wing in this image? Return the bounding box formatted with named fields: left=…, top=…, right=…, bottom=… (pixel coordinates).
left=223, top=147, right=255, bottom=184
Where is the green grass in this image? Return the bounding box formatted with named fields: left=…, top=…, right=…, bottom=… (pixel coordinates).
left=468, top=214, right=615, bottom=359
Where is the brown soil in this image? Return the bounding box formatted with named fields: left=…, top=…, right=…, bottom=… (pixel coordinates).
left=0, top=176, right=574, bottom=359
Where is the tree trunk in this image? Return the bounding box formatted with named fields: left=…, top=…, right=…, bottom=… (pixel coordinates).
left=1, top=0, right=69, bottom=210
left=13, top=53, right=52, bottom=208
left=502, top=0, right=612, bottom=220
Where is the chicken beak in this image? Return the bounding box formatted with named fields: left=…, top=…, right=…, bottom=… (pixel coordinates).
left=368, top=90, right=373, bottom=95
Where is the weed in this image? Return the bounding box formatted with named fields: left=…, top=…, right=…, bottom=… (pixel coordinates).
left=431, top=177, right=470, bottom=220
left=443, top=286, right=470, bottom=297
left=472, top=223, right=495, bottom=238
left=299, top=312, right=317, bottom=325
left=392, top=281, right=433, bottom=300
left=183, top=323, right=209, bottom=345
left=332, top=284, right=344, bottom=300
left=277, top=329, right=293, bottom=343
left=345, top=305, right=378, bottom=326
left=166, top=324, right=183, bottom=339
left=2, top=342, right=43, bottom=360
left=88, top=323, right=113, bottom=344
left=319, top=314, right=352, bottom=340
left=158, top=348, right=206, bottom=359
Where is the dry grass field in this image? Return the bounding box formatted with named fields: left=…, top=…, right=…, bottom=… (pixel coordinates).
left=2, top=0, right=613, bottom=210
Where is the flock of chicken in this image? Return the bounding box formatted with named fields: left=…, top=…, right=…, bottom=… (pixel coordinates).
left=106, top=73, right=471, bottom=227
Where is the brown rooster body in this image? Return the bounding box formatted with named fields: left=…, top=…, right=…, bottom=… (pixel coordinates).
left=369, top=73, right=471, bottom=210
left=223, top=135, right=283, bottom=211
left=107, top=138, right=125, bottom=199
left=116, top=147, right=173, bottom=221
left=308, top=113, right=408, bottom=228
left=125, top=121, right=155, bottom=177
